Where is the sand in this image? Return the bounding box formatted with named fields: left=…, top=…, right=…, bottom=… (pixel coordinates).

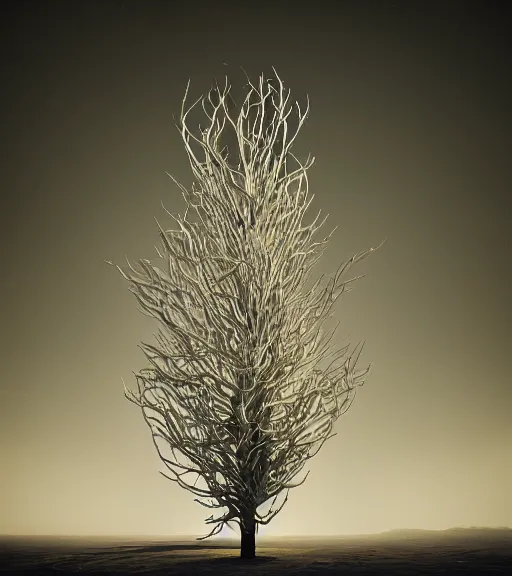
left=0, top=528, right=510, bottom=574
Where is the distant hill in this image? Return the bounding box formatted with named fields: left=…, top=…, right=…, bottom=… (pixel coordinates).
left=377, top=527, right=512, bottom=541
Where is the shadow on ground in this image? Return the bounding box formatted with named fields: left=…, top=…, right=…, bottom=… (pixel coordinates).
left=0, top=528, right=510, bottom=575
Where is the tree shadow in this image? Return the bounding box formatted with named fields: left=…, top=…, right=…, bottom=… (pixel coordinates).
left=112, top=542, right=241, bottom=553
left=189, top=554, right=278, bottom=564
left=111, top=543, right=279, bottom=567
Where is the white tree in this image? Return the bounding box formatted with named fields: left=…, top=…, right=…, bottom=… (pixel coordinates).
left=107, top=69, right=383, bottom=559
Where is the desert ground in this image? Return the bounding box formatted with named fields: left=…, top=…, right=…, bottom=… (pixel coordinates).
left=0, top=528, right=510, bottom=575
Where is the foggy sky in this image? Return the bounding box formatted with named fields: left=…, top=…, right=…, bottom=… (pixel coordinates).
left=0, top=0, right=510, bottom=537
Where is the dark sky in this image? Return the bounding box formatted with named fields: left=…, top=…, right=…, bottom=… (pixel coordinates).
left=1, top=0, right=510, bottom=537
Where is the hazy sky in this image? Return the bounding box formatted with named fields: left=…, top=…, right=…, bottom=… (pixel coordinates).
left=1, top=1, right=510, bottom=537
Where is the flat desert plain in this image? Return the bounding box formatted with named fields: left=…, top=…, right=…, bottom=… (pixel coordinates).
left=0, top=528, right=510, bottom=575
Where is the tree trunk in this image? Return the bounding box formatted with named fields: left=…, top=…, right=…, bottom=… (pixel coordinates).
left=240, top=513, right=256, bottom=559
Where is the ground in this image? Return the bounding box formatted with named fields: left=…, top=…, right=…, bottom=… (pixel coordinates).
left=0, top=528, right=510, bottom=574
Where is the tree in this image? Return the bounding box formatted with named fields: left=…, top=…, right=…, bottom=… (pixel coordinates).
left=106, top=69, right=383, bottom=559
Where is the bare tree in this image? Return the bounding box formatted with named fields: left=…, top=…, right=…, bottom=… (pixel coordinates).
left=106, top=69, right=383, bottom=559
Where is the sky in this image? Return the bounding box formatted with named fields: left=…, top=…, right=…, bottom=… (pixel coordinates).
left=0, top=0, right=510, bottom=538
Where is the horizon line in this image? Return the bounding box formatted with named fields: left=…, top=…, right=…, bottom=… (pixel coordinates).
left=1, top=526, right=510, bottom=539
